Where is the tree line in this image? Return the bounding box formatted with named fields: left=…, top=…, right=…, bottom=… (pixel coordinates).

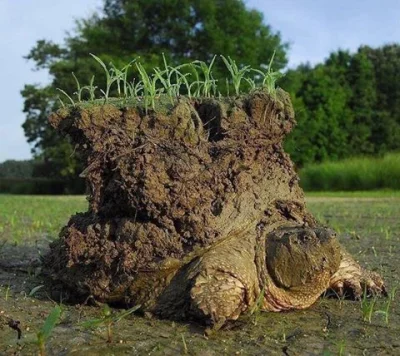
left=18, top=0, right=400, bottom=182
left=283, top=45, right=400, bottom=167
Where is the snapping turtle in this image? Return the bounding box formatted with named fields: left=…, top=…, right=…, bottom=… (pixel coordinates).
left=44, top=89, right=385, bottom=326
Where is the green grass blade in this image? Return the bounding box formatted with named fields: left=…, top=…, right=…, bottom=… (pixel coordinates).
left=56, top=88, right=75, bottom=107
left=29, top=284, right=44, bottom=297
left=71, top=72, right=82, bottom=102
left=79, top=318, right=107, bottom=329
left=113, top=304, right=141, bottom=323
left=90, top=53, right=109, bottom=79
left=37, top=305, right=62, bottom=342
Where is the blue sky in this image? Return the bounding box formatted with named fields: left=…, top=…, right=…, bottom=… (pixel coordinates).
left=1, top=0, right=399, bottom=162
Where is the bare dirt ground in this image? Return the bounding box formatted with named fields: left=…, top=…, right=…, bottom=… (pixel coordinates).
left=0, top=195, right=399, bottom=355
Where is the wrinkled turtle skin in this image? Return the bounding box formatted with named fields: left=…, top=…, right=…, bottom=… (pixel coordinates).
left=119, top=225, right=385, bottom=326
left=44, top=89, right=386, bottom=327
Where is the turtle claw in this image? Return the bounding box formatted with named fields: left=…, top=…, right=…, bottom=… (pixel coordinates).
left=329, top=250, right=386, bottom=299
left=363, top=271, right=387, bottom=297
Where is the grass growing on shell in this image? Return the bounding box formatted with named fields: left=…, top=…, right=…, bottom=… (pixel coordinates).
left=57, top=52, right=283, bottom=112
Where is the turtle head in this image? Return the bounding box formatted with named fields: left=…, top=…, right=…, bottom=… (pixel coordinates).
left=263, top=226, right=341, bottom=310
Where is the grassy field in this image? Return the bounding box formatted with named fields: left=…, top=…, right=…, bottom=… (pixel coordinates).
left=0, top=195, right=88, bottom=244
left=0, top=193, right=399, bottom=355
left=300, top=152, right=400, bottom=191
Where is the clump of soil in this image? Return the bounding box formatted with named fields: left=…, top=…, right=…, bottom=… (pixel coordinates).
left=44, top=89, right=314, bottom=306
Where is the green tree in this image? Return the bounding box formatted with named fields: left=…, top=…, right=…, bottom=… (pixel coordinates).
left=361, top=45, right=400, bottom=153
left=346, top=50, right=376, bottom=154
left=283, top=44, right=400, bottom=167
left=0, top=160, right=34, bottom=178
left=22, top=0, right=288, bottom=178
left=284, top=52, right=353, bottom=166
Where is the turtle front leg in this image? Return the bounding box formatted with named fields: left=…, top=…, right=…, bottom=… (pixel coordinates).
left=189, top=233, right=260, bottom=327
left=190, top=269, right=247, bottom=329
left=329, top=248, right=386, bottom=299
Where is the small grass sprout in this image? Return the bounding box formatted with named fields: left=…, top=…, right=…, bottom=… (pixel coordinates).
left=190, top=55, right=217, bottom=97
left=221, top=55, right=251, bottom=95
left=382, top=227, right=391, bottom=240
left=90, top=53, right=115, bottom=101
left=361, top=289, right=377, bottom=323
left=337, top=339, right=346, bottom=356
left=375, top=285, right=398, bottom=325
left=327, top=288, right=347, bottom=310
left=80, top=304, right=141, bottom=343
left=181, top=333, right=188, bottom=354
left=389, top=285, right=398, bottom=301
left=136, top=62, right=160, bottom=111
left=71, top=72, right=83, bottom=102
left=28, top=284, right=44, bottom=297
left=252, top=51, right=284, bottom=97
left=36, top=304, right=62, bottom=356
left=57, top=88, right=75, bottom=107
left=249, top=286, right=265, bottom=326
left=244, top=77, right=257, bottom=91
left=126, top=78, right=144, bottom=98
left=110, top=60, right=136, bottom=98
left=4, top=285, right=10, bottom=301
left=375, top=300, right=391, bottom=325
left=59, top=72, right=97, bottom=106
left=85, top=75, right=97, bottom=102
left=153, top=54, right=192, bottom=101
